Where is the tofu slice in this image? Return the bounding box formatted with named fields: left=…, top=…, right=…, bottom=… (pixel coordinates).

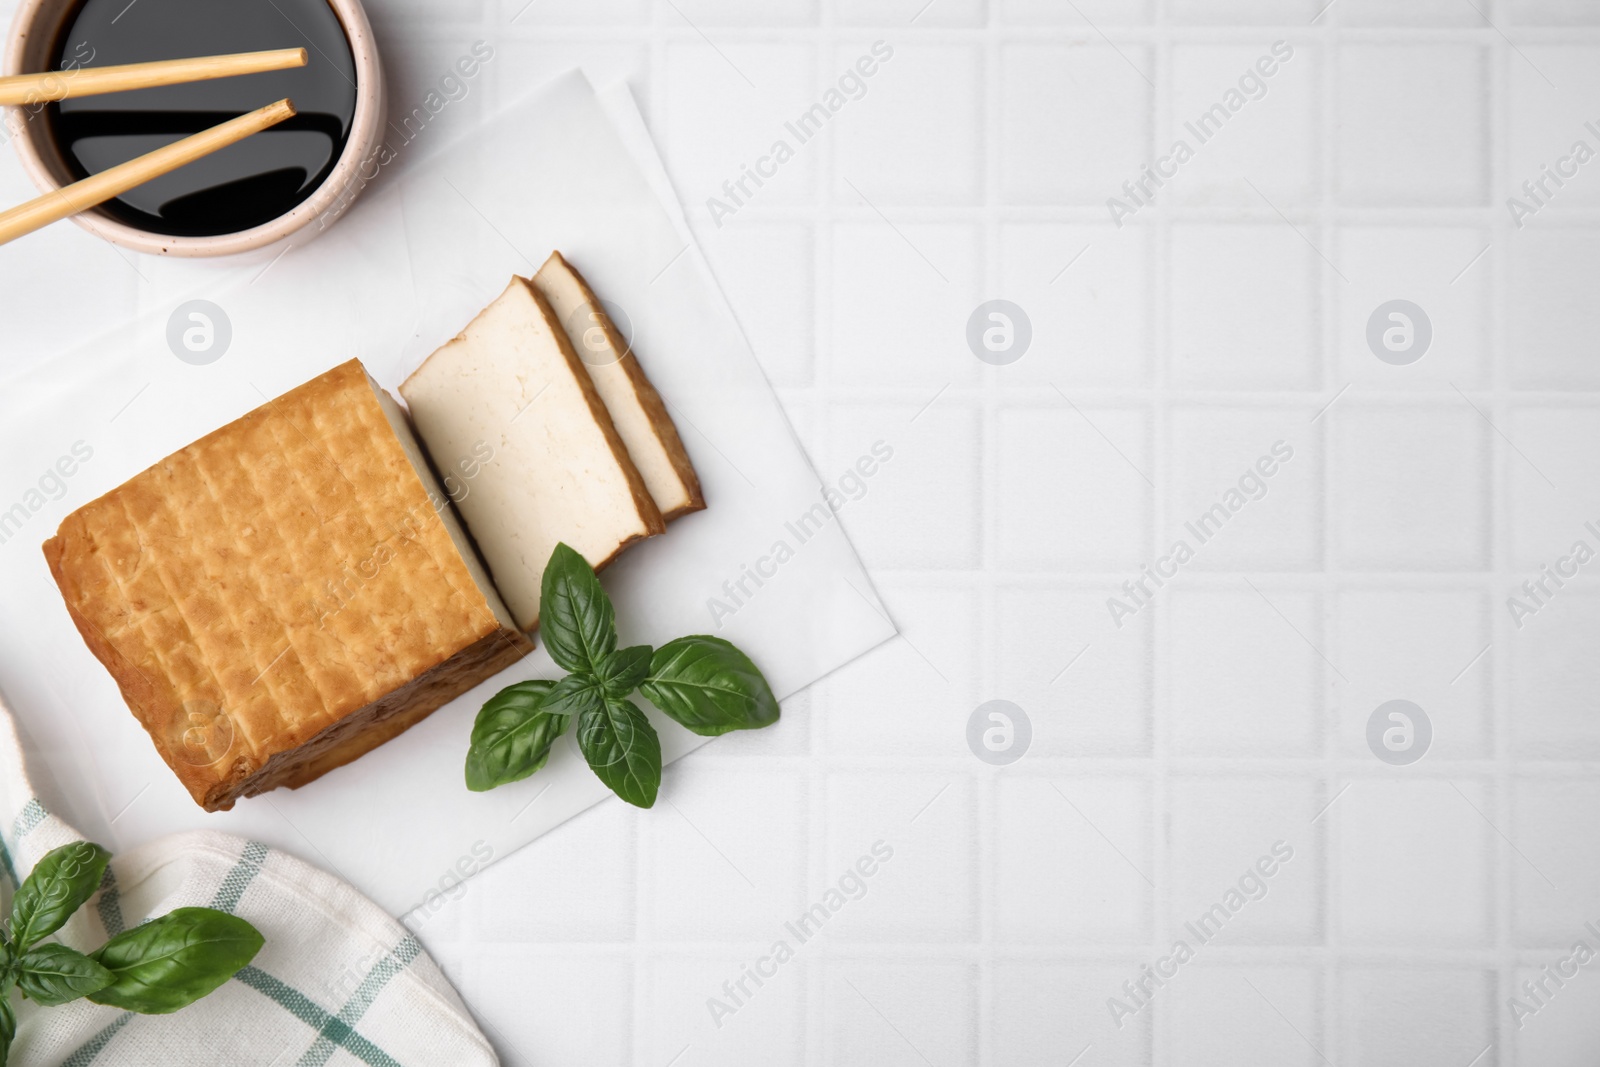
left=532, top=251, right=705, bottom=522
left=401, top=278, right=666, bottom=631
left=43, top=360, right=532, bottom=812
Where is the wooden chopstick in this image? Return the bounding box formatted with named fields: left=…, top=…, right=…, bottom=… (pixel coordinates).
left=0, top=48, right=307, bottom=106
left=0, top=98, right=297, bottom=247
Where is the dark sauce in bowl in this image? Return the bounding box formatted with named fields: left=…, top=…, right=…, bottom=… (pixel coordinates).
left=47, top=0, right=358, bottom=237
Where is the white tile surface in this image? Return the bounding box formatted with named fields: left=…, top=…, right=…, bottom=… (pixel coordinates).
left=1506, top=406, right=1600, bottom=568
left=1001, top=0, right=1153, bottom=24
left=1169, top=223, right=1320, bottom=389
left=641, top=952, right=806, bottom=1066
left=997, top=776, right=1153, bottom=943
left=467, top=800, right=639, bottom=943
left=1330, top=406, right=1489, bottom=571
left=1335, top=780, right=1493, bottom=947
left=1334, top=587, right=1493, bottom=760
left=829, top=222, right=983, bottom=389
left=1338, top=967, right=1496, bottom=1067
left=1168, top=43, right=1318, bottom=207
left=836, top=0, right=986, bottom=26
left=997, top=406, right=1153, bottom=571
left=1336, top=44, right=1489, bottom=206
left=463, top=948, right=636, bottom=1066
left=661, top=41, right=820, bottom=209
left=9, top=2, right=1600, bottom=1063
left=997, top=223, right=1154, bottom=387
left=1512, top=960, right=1600, bottom=1067
left=1164, top=965, right=1322, bottom=1067
left=1000, top=44, right=1154, bottom=205
left=503, top=0, right=649, bottom=25
left=991, top=961, right=1151, bottom=1066
left=835, top=43, right=983, bottom=205
left=1512, top=591, right=1600, bottom=759
left=1512, top=0, right=1600, bottom=22
left=1510, top=227, right=1600, bottom=388
left=1507, top=47, right=1600, bottom=216
left=1335, top=227, right=1492, bottom=390
left=1169, top=0, right=1317, bottom=24
left=818, top=578, right=980, bottom=755
left=1166, top=407, right=1321, bottom=569
left=1340, top=0, right=1481, bottom=24
left=1167, top=588, right=1323, bottom=755
left=1165, top=778, right=1321, bottom=944
left=672, top=0, right=817, bottom=25
left=1510, top=777, right=1600, bottom=946
left=823, top=773, right=977, bottom=943
left=828, top=403, right=982, bottom=569
left=823, top=960, right=976, bottom=1065
left=643, top=769, right=810, bottom=940
left=995, top=585, right=1154, bottom=756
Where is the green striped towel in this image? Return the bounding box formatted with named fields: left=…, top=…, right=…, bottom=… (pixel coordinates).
left=0, top=698, right=499, bottom=1066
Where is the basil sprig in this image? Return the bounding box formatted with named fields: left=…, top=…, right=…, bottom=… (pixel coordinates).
left=641, top=637, right=781, bottom=737
left=576, top=698, right=662, bottom=809
left=10, top=843, right=109, bottom=954
left=539, top=542, right=617, bottom=674
left=465, top=543, right=780, bottom=807
left=0, top=842, right=263, bottom=1058
left=17, top=943, right=114, bottom=1007
left=464, top=680, right=563, bottom=792
left=88, top=908, right=264, bottom=1014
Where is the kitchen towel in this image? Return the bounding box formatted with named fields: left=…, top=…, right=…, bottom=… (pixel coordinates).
left=0, top=692, right=499, bottom=1066
left=0, top=70, right=895, bottom=917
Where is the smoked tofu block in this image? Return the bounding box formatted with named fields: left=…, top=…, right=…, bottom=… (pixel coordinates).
left=532, top=252, right=705, bottom=522
left=43, top=360, right=531, bottom=812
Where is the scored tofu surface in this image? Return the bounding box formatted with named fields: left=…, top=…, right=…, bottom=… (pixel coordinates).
left=43, top=360, right=530, bottom=812
left=532, top=251, right=705, bottom=522
left=401, top=278, right=666, bottom=631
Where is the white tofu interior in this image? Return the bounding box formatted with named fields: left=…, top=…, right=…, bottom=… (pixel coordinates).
left=400, top=279, right=659, bottom=631
left=532, top=254, right=698, bottom=518
left=369, top=376, right=518, bottom=634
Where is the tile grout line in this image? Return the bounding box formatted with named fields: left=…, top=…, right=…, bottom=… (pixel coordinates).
left=455, top=23, right=1600, bottom=45
left=810, top=6, right=835, bottom=1063
left=636, top=7, right=675, bottom=1064
left=663, top=201, right=1600, bottom=221
left=1315, top=2, right=1342, bottom=1057
left=978, top=1, right=1002, bottom=1064
left=1486, top=4, right=1515, bottom=1062
left=1148, top=3, right=1171, bottom=1063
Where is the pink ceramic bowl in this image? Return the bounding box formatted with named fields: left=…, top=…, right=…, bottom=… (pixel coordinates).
left=2, top=0, right=385, bottom=257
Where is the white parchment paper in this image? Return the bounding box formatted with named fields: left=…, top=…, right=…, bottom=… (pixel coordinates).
left=0, top=71, right=894, bottom=916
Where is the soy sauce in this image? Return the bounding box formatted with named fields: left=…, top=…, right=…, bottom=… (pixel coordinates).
left=48, top=0, right=357, bottom=237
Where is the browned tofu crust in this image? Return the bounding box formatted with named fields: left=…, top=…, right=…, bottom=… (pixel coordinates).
left=518, top=277, right=668, bottom=559
left=541, top=252, right=706, bottom=521
left=43, top=360, right=530, bottom=812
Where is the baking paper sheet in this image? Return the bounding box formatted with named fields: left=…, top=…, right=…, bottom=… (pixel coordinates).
left=0, top=71, right=894, bottom=916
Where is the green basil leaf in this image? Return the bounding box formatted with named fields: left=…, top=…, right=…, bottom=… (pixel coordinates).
left=596, top=645, right=652, bottom=699
left=11, top=842, right=111, bottom=950
left=540, top=543, right=616, bottom=674
left=0, top=993, right=14, bottom=1067
left=539, top=674, right=606, bottom=718
left=88, top=907, right=263, bottom=1014
left=639, top=636, right=780, bottom=737
left=465, top=680, right=566, bottom=792
left=576, top=698, right=661, bottom=809
left=17, top=943, right=114, bottom=1006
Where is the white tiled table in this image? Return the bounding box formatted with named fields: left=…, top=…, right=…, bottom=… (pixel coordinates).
left=7, top=1, right=1600, bottom=1064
